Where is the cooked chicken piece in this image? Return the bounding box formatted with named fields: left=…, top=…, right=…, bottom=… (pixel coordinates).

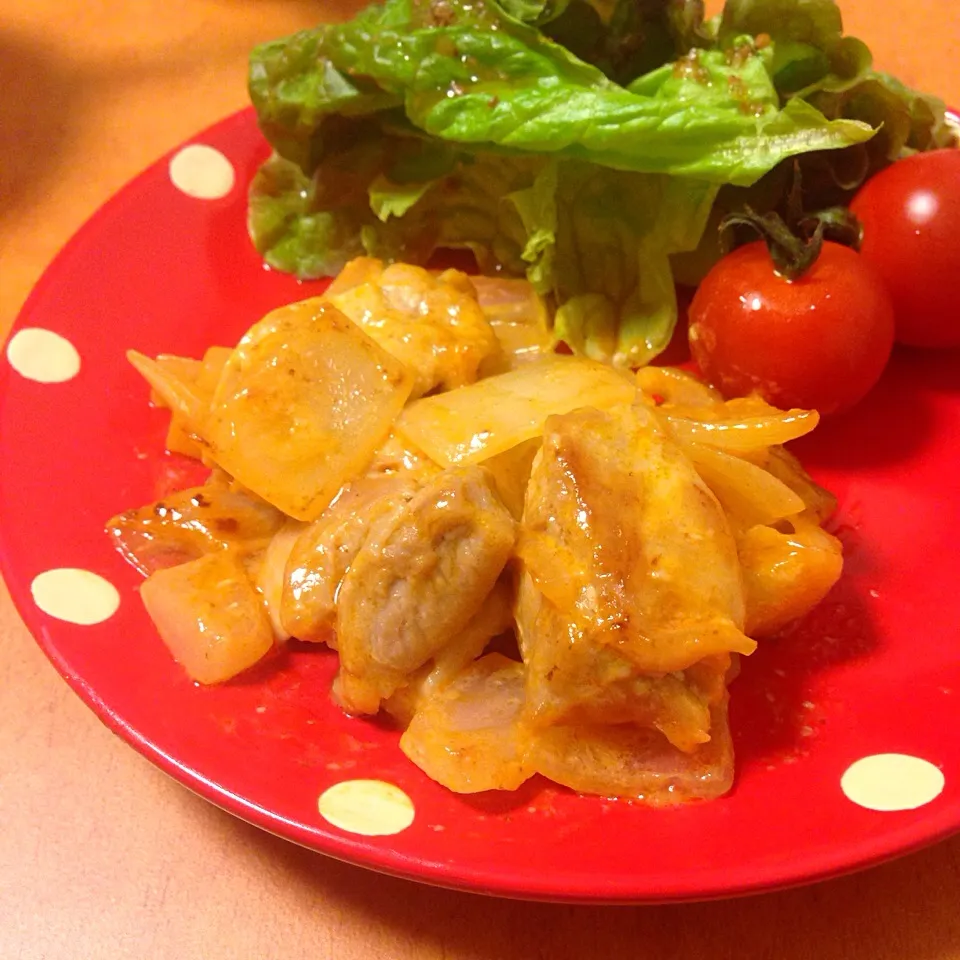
left=334, top=465, right=516, bottom=714
left=324, top=258, right=500, bottom=398
left=400, top=653, right=534, bottom=794
left=279, top=427, right=443, bottom=646
left=106, top=479, right=284, bottom=575
left=383, top=577, right=515, bottom=725
left=280, top=473, right=424, bottom=646
left=516, top=403, right=755, bottom=751
left=520, top=580, right=728, bottom=753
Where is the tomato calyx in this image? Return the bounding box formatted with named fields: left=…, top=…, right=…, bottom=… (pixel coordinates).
left=719, top=205, right=862, bottom=281
left=717, top=160, right=864, bottom=280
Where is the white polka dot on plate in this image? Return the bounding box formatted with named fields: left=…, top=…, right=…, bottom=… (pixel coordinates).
left=841, top=753, right=945, bottom=812
left=168, top=144, right=235, bottom=200
left=31, top=568, right=120, bottom=626
left=6, top=328, right=81, bottom=383
left=318, top=779, right=415, bottom=836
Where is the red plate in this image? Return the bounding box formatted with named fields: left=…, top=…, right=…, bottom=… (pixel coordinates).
left=2, top=109, right=959, bottom=903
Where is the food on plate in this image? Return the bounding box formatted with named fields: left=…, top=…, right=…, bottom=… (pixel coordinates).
left=687, top=238, right=896, bottom=415
left=107, top=477, right=285, bottom=575
left=204, top=298, right=414, bottom=521
left=140, top=551, right=276, bottom=685
left=108, top=262, right=844, bottom=803
left=128, top=346, right=231, bottom=460
left=334, top=464, right=516, bottom=715
left=280, top=474, right=420, bottom=647
left=400, top=653, right=531, bottom=793
left=737, top=517, right=844, bottom=637
left=512, top=403, right=752, bottom=801
left=323, top=258, right=500, bottom=398
left=245, top=0, right=952, bottom=375
left=469, top=277, right=554, bottom=374
left=523, top=686, right=736, bottom=800
left=395, top=356, right=637, bottom=466
left=385, top=579, right=516, bottom=726
left=851, top=149, right=960, bottom=348
left=516, top=405, right=755, bottom=721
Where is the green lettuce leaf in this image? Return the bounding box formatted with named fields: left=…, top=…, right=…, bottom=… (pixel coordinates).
left=552, top=164, right=716, bottom=365
left=541, top=0, right=711, bottom=86
left=718, top=0, right=865, bottom=95
left=248, top=127, right=377, bottom=278
left=249, top=30, right=403, bottom=172
left=498, top=0, right=574, bottom=24
left=369, top=177, right=435, bottom=222
left=720, top=0, right=843, bottom=50
left=249, top=127, right=539, bottom=280
left=717, top=0, right=950, bottom=192
left=249, top=0, right=873, bottom=188
left=502, top=160, right=716, bottom=365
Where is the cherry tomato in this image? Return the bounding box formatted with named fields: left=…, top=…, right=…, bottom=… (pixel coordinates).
left=688, top=240, right=895, bottom=415
left=850, top=149, right=960, bottom=348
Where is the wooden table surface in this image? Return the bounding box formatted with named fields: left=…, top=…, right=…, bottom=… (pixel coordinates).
left=2, top=2, right=960, bottom=957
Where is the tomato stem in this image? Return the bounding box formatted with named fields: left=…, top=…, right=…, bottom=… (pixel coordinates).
left=719, top=206, right=863, bottom=281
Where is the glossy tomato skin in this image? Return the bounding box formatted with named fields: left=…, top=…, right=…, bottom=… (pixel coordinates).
left=688, top=241, right=895, bottom=416
left=851, top=149, right=960, bottom=348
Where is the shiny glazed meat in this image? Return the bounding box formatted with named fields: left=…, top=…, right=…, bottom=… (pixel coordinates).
left=517, top=404, right=754, bottom=751
left=334, top=465, right=516, bottom=714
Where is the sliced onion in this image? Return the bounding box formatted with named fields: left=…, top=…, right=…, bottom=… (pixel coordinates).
left=663, top=399, right=819, bottom=453
left=682, top=441, right=805, bottom=527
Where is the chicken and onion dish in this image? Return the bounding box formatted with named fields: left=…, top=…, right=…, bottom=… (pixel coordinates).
left=108, top=259, right=842, bottom=803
